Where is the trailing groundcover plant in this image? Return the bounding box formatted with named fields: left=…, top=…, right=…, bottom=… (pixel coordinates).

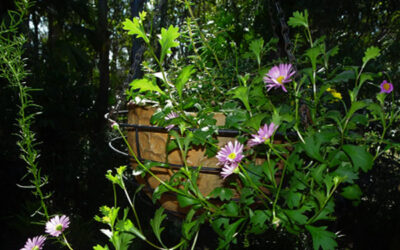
left=99, top=4, right=399, bottom=250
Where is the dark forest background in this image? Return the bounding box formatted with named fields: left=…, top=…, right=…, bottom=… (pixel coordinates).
left=1, top=0, right=400, bottom=249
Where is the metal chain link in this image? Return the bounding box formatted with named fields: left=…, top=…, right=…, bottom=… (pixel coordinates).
left=273, top=0, right=297, bottom=71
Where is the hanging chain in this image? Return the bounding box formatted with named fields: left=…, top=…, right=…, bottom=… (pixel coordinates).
left=273, top=0, right=297, bottom=70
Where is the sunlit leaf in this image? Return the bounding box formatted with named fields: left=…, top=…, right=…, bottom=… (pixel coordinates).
left=159, top=25, right=180, bottom=62
left=362, top=46, right=380, bottom=66
left=129, top=78, right=165, bottom=95
left=288, top=10, right=309, bottom=28
left=122, top=14, right=149, bottom=43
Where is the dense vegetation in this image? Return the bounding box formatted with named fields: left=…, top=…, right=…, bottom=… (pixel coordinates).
left=1, top=0, right=399, bottom=249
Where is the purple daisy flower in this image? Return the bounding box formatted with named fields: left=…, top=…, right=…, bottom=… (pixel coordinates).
left=217, top=141, right=244, bottom=178
left=248, top=123, right=278, bottom=147
left=216, top=141, right=244, bottom=166
left=220, top=162, right=239, bottom=179
left=263, top=63, right=295, bottom=92
left=45, top=215, right=70, bottom=237
left=380, top=80, right=393, bottom=93
left=165, top=112, right=179, bottom=131
left=20, top=235, right=46, bottom=250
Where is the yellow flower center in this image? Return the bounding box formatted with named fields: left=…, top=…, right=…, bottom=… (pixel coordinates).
left=263, top=137, right=270, bottom=143
left=276, top=76, right=285, bottom=84
left=228, top=153, right=236, bottom=160
left=32, top=246, right=39, bottom=250
left=383, top=83, right=391, bottom=91
left=56, top=224, right=63, bottom=231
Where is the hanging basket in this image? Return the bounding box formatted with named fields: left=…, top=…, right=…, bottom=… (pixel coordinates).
left=126, top=103, right=243, bottom=214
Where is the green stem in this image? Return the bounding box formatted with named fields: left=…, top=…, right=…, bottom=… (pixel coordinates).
left=306, top=183, right=339, bottom=224
left=62, top=233, right=74, bottom=250
left=239, top=165, right=273, bottom=206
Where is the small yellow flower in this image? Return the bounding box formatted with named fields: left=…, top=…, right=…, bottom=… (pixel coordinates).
left=326, top=87, right=342, bottom=100
left=331, top=91, right=342, bottom=100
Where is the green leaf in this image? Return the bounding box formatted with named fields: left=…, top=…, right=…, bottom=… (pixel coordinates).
left=311, top=164, right=327, bottom=184
left=177, top=194, right=200, bottom=208
left=130, top=78, right=165, bottom=95
left=116, top=219, right=146, bottom=240
left=159, top=25, right=180, bottom=62
left=249, top=210, right=270, bottom=234
left=305, top=46, right=322, bottom=71
left=283, top=189, right=302, bottom=209
left=302, top=135, right=323, bottom=162
left=327, top=70, right=355, bottom=83
left=223, top=202, right=240, bottom=217
left=305, top=225, right=338, bottom=250
left=288, top=10, right=309, bottom=28
left=332, top=163, right=358, bottom=184
left=150, top=208, right=167, bottom=247
left=122, top=14, right=149, bottom=43
left=359, top=73, right=373, bottom=86
left=284, top=208, right=309, bottom=225
left=176, top=65, right=196, bottom=99
left=249, top=38, right=264, bottom=66
left=362, top=46, right=380, bottom=66
left=346, top=101, right=367, bottom=120
left=222, top=218, right=245, bottom=241
left=208, top=187, right=234, bottom=201
left=340, top=184, right=362, bottom=200
left=93, top=245, right=110, bottom=250
left=367, top=103, right=385, bottom=125
left=152, top=184, right=169, bottom=203
left=327, top=150, right=349, bottom=168
left=228, top=86, right=251, bottom=113
left=244, top=113, right=268, bottom=130
left=342, top=144, right=373, bottom=172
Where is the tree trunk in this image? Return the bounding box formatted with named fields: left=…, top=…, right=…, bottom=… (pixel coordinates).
left=95, top=0, right=110, bottom=132
left=129, top=0, right=146, bottom=81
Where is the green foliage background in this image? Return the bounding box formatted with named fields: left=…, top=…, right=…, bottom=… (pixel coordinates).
left=1, top=0, right=399, bottom=249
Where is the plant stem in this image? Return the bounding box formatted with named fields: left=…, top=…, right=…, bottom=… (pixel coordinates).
left=62, top=234, right=74, bottom=250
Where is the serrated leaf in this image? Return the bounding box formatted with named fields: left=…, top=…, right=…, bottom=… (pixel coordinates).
left=223, top=202, right=239, bottom=217
left=362, top=46, right=380, bottom=66
left=283, top=189, right=302, bottom=209
left=302, top=135, right=323, bottom=162
left=93, top=244, right=110, bottom=250
left=288, top=10, right=309, bottom=28
left=159, top=25, right=180, bottom=62
left=332, top=163, right=358, bottom=184
left=122, top=15, right=149, bottom=43
left=341, top=184, right=362, bottom=200
left=208, top=187, right=234, bottom=201
left=342, top=144, right=373, bottom=172
left=150, top=208, right=167, bottom=247
left=249, top=210, right=270, bottom=234
left=249, top=38, right=264, bottom=66
left=130, top=78, right=165, bottom=95
left=305, top=225, right=338, bottom=250
left=176, top=65, right=196, bottom=99
left=228, top=86, right=251, bottom=113
left=284, top=208, right=309, bottom=225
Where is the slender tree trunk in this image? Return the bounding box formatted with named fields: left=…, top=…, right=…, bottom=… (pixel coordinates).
left=95, top=0, right=110, bottom=131
left=129, top=0, right=146, bottom=81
